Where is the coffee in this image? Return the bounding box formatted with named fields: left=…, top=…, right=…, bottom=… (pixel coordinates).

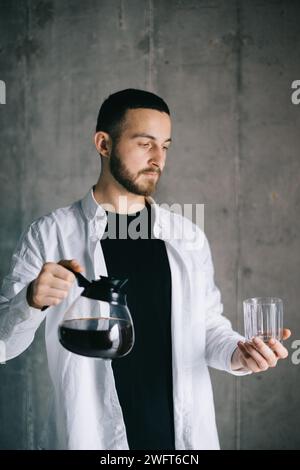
left=58, top=317, right=134, bottom=359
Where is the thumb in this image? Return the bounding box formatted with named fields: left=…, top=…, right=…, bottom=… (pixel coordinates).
left=282, top=328, right=291, bottom=340
left=58, top=259, right=85, bottom=273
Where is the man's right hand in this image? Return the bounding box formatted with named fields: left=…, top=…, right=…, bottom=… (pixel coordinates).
left=26, top=259, right=85, bottom=310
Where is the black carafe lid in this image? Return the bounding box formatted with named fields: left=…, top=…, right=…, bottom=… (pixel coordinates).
left=81, top=275, right=128, bottom=305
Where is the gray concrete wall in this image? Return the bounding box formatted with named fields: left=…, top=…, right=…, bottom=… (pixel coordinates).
left=0, top=0, right=299, bottom=449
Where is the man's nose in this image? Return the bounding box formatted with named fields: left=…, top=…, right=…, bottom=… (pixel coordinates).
left=149, top=147, right=165, bottom=169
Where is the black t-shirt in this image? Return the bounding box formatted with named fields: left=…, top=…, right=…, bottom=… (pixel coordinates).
left=100, top=201, right=175, bottom=450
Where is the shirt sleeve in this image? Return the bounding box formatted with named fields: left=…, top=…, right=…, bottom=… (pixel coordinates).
left=0, top=221, right=47, bottom=361
left=201, top=233, right=252, bottom=376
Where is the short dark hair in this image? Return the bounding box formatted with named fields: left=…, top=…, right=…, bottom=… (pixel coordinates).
left=95, top=88, right=170, bottom=143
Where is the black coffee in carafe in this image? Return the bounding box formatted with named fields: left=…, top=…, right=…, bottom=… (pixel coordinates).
left=58, top=317, right=134, bottom=359
left=44, top=270, right=135, bottom=360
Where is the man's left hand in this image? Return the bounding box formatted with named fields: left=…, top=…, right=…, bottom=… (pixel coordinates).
left=231, top=328, right=291, bottom=373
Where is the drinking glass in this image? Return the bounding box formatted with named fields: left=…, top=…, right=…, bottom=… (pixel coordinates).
left=243, top=297, right=283, bottom=343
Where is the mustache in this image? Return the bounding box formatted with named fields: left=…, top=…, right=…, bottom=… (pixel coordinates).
left=141, top=168, right=161, bottom=175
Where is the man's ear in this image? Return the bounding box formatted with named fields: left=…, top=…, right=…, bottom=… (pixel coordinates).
left=94, top=131, right=112, bottom=157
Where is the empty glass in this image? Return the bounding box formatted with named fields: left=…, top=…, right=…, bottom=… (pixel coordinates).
left=243, top=297, right=283, bottom=343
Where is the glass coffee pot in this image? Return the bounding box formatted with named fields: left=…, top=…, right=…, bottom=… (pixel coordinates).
left=43, top=269, right=135, bottom=359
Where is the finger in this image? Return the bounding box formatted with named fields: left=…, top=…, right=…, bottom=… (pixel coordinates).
left=251, top=337, right=278, bottom=367
left=238, top=343, right=261, bottom=372
left=46, top=287, right=69, bottom=300
left=42, top=296, right=64, bottom=307
left=45, top=276, right=73, bottom=291
left=238, top=343, right=261, bottom=373
left=282, top=329, right=291, bottom=340
left=69, top=259, right=85, bottom=272
left=59, top=259, right=85, bottom=273
left=243, top=342, right=270, bottom=371
left=48, top=263, right=76, bottom=282
left=267, top=338, right=289, bottom=359
left=36, top=287, right=68, bottom=306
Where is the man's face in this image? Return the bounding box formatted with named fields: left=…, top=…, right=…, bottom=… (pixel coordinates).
left=109, top=108, right=172, bottom=196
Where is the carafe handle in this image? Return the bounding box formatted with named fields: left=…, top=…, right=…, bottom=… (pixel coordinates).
left=41, top=267, right=91, bottom=311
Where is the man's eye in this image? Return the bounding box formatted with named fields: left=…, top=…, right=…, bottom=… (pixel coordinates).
left=139, top=143, right=150, bottom=148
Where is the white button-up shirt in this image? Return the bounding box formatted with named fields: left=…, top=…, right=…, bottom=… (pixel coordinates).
left=0, top=187, right=250, bottom=450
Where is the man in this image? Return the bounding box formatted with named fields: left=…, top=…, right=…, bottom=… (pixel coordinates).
left=0, top=89, right=290, bottom=450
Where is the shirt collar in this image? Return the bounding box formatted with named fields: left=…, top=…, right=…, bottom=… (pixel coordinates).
left=80, top=185, right=106, bottom=221
left=80, top=185, right=162, bottom=230
left=80, top=186, right=201, bottom=247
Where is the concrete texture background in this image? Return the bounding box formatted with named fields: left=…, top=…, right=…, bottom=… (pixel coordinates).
left=0, top=0, right=299, bottom=449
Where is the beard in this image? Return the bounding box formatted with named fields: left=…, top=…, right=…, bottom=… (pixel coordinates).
left=109, top=144, right=161, bottom=197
